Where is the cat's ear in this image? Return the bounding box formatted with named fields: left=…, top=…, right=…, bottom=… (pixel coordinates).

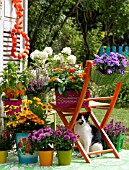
left=84, top=112, right=90, bottom=120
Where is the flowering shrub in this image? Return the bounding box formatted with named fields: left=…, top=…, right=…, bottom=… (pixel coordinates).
left=94, top=52, right=128, bottom=75
left=6, top=101, right=45, bottom=132
left=54, top=126, right=79, bottom=151
left=29, top=47, right=78, bottom=95
left=104, top=119, right=128, bottom=138
left=47, top=64, right=84, bottom=95
left=0, top=129, right=15, bottom=151
left=28, top=126, right=55, bottom=151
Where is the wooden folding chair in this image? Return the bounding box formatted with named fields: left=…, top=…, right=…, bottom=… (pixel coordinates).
left=50, top=60, right=122, bottom=163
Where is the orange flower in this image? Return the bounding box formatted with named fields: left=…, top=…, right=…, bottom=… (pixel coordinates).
left=55, top=68, right=61, bottom=72
left=68, top=68, right=76, bottom=73
left=78, top=74, right=84, bottom=79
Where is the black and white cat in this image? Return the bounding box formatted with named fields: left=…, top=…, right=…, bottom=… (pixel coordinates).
left=74, top=112, right=103, bottom=158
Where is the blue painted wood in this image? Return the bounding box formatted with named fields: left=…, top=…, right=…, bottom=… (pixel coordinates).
left=112, top=46, right=116, bottom=53
left=100, top=46, right=104, bottom=56
left=106, top=46, right=110, bottom=55
left=118, top=46, right=123, bottom=54
left=99, top=46, right=129, bottom=59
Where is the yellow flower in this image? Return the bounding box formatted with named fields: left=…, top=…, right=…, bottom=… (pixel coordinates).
left=33, top=97, right=41, bottom=102
left=47, top=104, right=53, bottom=111
left=6, top=122, right=12, bottom=127
left=12, top=121, right=17, bottom=127
left=18, top=117, right=26, bottom=124
left=42, top=104, right=47, bottom=110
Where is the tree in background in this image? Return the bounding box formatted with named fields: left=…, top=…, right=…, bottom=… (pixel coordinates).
left=28, top=0, right=129, bottom=63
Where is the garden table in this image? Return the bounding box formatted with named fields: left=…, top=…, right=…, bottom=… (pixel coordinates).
left=50, top=60, right=122, bottom=163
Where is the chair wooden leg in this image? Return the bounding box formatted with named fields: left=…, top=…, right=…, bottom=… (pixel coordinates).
left=76, top=140, right=91, bottom=163
left=89, top=110, right=120, bottom=159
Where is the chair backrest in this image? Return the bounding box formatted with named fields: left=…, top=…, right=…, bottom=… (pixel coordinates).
left=69, top=60, right=93, bottom=129
left=99, top=46, right=129, bottom=59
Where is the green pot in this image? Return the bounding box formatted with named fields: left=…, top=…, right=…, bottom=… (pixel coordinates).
left=57, top=150, right=72, bottom=165
left=0, top=151, right=7, bottom=164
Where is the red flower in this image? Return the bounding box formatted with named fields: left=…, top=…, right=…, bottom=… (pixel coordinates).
left=68, top=68, right=76, bottom=73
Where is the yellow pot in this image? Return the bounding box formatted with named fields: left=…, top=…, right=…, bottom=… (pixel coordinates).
left=38, top=150, right=54, bottom=166
left=0, top=151, right=7, bottom=164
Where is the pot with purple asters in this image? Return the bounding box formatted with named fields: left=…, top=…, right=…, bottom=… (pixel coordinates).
left=91, top=52, right=129, bottom=85
left=54, top=126, right=79, bottom=165
left=104, top=119, right=128, bottom=152
left=28, top=126, right=55, bottom=166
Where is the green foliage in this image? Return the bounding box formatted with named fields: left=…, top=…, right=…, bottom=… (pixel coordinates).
left=91, top=82, right=129, bottom=107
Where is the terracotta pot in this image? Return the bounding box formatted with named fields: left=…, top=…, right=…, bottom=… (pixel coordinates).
left=38, top=150, right=54, bottom=166
left=0, top=151, right=7, bottom=164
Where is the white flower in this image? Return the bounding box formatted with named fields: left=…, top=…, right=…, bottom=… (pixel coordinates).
left=44, top=47, right=53, bottom=56
left=67, top=55, right=76, bottom=64
left=61, top=47, right=71, bottom=55
left=54, top=55, right=61, bottom=61
left=39, top=51, right=48, bottom=60
left=30, top=50, right=40, bottom=60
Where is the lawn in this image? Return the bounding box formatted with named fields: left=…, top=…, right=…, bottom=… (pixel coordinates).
left=56, top=106, right=129, bottom=150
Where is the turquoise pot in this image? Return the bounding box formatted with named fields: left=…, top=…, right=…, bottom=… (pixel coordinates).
left=15, top=133, right=38, bottom=164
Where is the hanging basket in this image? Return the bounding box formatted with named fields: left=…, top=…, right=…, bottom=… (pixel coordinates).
left=90, top=65, right=129, bottom=86
left=56, top=90, right=90, bottom=108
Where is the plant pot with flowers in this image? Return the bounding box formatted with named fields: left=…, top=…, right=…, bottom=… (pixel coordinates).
left=5, top=99, right=46, bottom=164
left=0, top=129, right=15, bottom=164
left=104, top=119, right=128, bottom=152
left=28, top=126, right=55, bottom=166
left=44, top=47, right=90, bottom=108
left=91, top=52, right=129, bottom=85
left=54, top=126, right=79, bottom=166
left=0, top=61, right=31, bottom=115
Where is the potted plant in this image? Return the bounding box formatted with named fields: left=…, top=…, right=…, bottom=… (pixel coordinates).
left=104, top=119, right=128, bottom=152
left=6, top=100, right=46, bottom=164
left=91, top=52, right=129, bottom=85
left=47, top=65, right=90, bottom=108
left=28, top=126, right=55, bottom=166
left=0, top=61, right=31, bottom=115
left=0, top=129, right=15, bottom=164
left=54, top=126, right=79, bottom=165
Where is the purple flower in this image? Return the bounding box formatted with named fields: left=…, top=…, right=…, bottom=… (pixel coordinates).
left=32, top=135, right=37, bottom=141
left=64, top=135, right=70, bottom=140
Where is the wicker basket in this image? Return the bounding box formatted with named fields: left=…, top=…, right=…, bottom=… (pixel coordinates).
left=91, top=65, right=129, bottom=85
left=56, top=90, right=90, bottom=108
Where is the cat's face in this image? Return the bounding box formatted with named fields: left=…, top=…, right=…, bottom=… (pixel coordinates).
left=76, top=112, right=90, bottom=125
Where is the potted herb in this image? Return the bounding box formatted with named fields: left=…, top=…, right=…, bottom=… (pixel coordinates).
left=54, top=126, right=79, bottom=165
left=91, top=52, right=129, bottom=85
left=104, top=119, right=128, bottom=152
left=28, top=126, right=55, bottom=166
left=0, top=129, right=15, bottom=164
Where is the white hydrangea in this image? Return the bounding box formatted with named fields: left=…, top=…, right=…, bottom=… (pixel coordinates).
left=67, top=55, right=76, bottom=64
left=44, top=47, right=53, bottom=56
left=39, top=51, right=48, bottom=60
left=30, top=50, right=40, bottom=60
left=54, top=55, right=61, bottom=61
left=61, top=47, right=71, bottom=55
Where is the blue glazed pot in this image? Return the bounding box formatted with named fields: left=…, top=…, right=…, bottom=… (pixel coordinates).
left=15, top=133, right=38, bottom=164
